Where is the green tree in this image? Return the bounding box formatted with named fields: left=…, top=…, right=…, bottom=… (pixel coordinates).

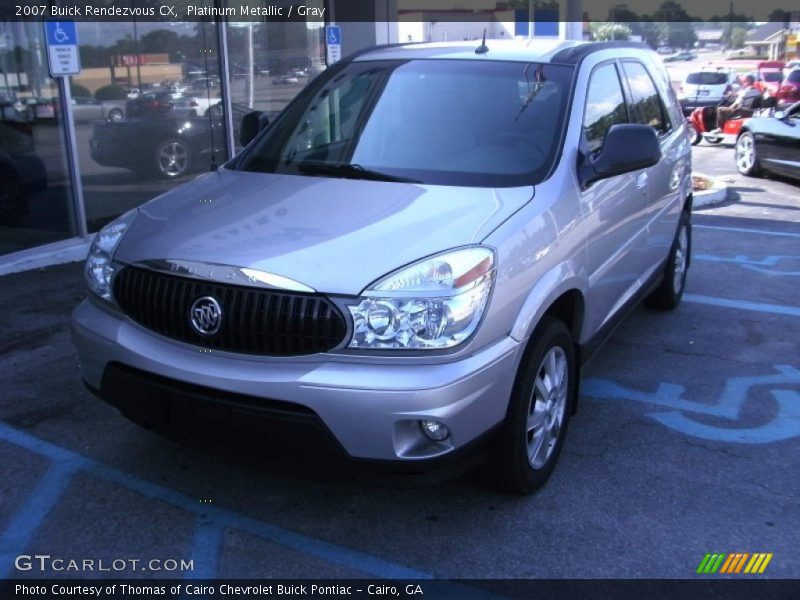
left=730, top=27, right=748, bottom=49
left=639, top=21, right=662, bottom=48
left=591, top=22, right=632, bottom=41
left=70, top=82, right=91, bottom=98
left=653, top=1, right=698, bottom=49
left=95, top=84, right=127, bottom=101
left=138, top=29, right=180, bottom=54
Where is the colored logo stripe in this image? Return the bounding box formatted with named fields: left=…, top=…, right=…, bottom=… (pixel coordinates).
left=744, top=553, right=773, bottom=574
left=698, top=553, right=773, bottom=574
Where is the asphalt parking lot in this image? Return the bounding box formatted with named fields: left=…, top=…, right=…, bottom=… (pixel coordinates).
left=0, top=144, right=798, bottom=584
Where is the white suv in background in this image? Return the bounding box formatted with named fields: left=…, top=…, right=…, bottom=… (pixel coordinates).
left=678, top=68, right=738, bottom=115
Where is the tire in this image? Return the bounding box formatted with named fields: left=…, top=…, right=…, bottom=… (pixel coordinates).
left=735, top=131, right=762, bottom=177
left=688, top=122, right=701, bottom=145
left=492, top=316, right=576, bottom=495
left=106, top=108, right=123, bottom=122
left=154, top=139, right=192, bottom=179
left=706, top=136, right=723, bottom=144
left=645, top=209, right=691, bottom=310
left=206, top=104, right=223, bottom=118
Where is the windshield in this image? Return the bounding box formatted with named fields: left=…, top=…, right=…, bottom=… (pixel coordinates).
left=686, top=72, right=728, bottom=85
left=761, top=71, right=782, bottom=82
left=236, top=59, right=574, bottom=187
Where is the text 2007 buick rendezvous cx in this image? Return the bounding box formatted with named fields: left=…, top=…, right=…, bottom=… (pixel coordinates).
left=72, top=40, right=692, bottom=494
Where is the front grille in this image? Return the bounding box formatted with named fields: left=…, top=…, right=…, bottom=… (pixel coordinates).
left=113, top=266, right=347, bottom=356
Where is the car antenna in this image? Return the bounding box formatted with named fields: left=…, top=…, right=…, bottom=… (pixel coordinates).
left=475, top=29, right=489, bottom=54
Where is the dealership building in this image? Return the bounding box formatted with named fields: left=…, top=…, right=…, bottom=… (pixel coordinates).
left=0, top=1, right=581, bottom=274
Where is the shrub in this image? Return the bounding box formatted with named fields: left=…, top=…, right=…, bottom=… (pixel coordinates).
left=70, top=82, right=91, bottom=98
left=95, top=84, right=128, bottom=101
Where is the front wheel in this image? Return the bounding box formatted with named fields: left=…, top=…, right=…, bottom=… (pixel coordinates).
left=154, top=139, right=192, bottom=179
left=492, top=316, right=576, bottom=495
left=735, top=131, right=761, bottom=177
left=646, top=209, right=691, bottom=310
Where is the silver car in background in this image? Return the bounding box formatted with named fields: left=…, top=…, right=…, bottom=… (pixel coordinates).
left=72, top=40, right=692, bottom=494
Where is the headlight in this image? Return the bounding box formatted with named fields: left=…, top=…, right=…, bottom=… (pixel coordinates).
left=348, top=247, right=495, bottom=350
left=84, top=209, right=138, bottom=300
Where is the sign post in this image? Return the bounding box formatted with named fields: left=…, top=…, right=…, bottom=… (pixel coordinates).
left=44, top=21, right=87, bottom=238
left=325, top=25, right=342, bottom=66
left=44, top=21, right=80, bottom=76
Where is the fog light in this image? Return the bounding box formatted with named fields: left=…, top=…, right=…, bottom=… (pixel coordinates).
left=419, top=420, right=450, bottom=441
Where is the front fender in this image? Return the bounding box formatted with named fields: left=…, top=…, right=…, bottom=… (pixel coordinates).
left=509, top=260, right=588, bottom=343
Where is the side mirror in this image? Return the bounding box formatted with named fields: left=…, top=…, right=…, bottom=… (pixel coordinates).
left=580, top=124, right=661, bottom=188
left=240, top=110, right=269, bottom=147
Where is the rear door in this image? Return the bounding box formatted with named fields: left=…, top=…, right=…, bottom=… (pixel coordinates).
left=621, top=59, right=687, bottom=273
left=579, top=61, right=651, bottom=329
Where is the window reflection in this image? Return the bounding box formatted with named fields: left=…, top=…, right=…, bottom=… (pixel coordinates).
left=74, top=20, right=227, bottom=232
left=0, top=22, right=76, bottom=255
left=583, top=64, right=629, bottom=155
left=224, top=6, right=326, bottom=152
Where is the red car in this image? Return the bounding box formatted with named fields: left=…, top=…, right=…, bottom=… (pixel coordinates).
left=742, top=61, right=785, bottom=95
left=776, top=69, right=800, bottom=108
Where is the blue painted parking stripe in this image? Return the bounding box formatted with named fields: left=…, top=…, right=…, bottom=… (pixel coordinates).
left=186, top=519, right=223, bottom=579
left=684, top=294, right=800, bottom=317
left=695, top=225, right=800, bottom=239
left=0, top=459, right=84, bottom=578
left=0, top=422, right=431, bottom=580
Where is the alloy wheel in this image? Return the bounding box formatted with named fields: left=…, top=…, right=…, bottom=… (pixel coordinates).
left=526, top=346, right=568, bottom=469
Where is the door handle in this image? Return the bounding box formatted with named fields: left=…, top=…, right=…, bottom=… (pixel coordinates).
left=635, top=172, right=648, bottom=190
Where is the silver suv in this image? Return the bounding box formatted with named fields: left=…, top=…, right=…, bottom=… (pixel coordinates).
left=72, top=41, right=692, bottom=494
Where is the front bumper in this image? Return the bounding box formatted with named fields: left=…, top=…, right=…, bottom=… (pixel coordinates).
left=71, top=299, right=523, bottom=463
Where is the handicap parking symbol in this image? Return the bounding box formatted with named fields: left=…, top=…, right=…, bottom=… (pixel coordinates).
left=583, top=365, right=800, bottom=444
left=46, top=21, right=76, bottom=46
left=326, top=25, right=341, bottom=46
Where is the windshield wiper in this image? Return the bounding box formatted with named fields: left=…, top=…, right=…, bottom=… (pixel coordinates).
left=297, top=161, right=420, bottom=183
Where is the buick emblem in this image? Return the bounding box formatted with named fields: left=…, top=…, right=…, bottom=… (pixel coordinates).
left=190, top=296, right=222, bottom=335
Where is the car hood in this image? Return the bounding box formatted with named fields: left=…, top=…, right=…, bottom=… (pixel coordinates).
left=115, top=168, right=534, bottom=295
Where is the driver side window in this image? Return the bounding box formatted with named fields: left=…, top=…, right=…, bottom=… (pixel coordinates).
left=583, top=63, right=629, bottom=155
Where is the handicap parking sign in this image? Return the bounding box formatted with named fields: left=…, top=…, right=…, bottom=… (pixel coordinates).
left=44, top=21, right=80, bottom=76
left=325, top=25, right=342, bottom=66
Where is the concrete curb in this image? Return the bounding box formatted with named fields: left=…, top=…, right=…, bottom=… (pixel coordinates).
left=692, top=173, right=729, bottom=208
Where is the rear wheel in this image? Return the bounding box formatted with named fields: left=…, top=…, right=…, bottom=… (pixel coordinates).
left=106, top=108, right=123, bottom=122
left=735, top=131, right=762, bottom=176
left=492, top=316, right=575, bottom=495
left=687, top=122, right=701, bottom=145
left=154, top=139, right=192, bottom=179
left=705, top=135, right=723, bottom=144
left=646, top=209, right=691, bottom=310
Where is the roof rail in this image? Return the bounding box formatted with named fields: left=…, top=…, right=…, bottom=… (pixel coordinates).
left=551, top=41, right=650, bottom=65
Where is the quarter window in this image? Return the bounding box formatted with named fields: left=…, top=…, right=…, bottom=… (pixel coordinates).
left=582, top=63, right=628, bottom=155
left=622, top=61, right=670, bottom=135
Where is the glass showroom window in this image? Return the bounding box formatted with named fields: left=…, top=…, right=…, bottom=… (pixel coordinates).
left=224, top=0, right=326, bottom=151
left=0, top=21, right=78, bottom=255
left=73, top=16, right=228, bottom=232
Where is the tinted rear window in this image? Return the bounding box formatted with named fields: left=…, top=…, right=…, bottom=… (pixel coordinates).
left=686, top=72, right=728, bottom=85
left=762, top=71, right=782, bottom=82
